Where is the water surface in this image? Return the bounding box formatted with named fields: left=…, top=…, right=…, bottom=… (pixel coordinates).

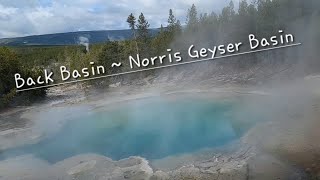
left=1, top=97, right=246, bottom=163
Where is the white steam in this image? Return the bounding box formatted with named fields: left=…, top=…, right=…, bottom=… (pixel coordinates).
left=78, top=36, right=90, bottom=53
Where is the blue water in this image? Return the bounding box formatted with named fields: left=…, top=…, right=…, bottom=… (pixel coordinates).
left=1, top=97, right=243, bottom=163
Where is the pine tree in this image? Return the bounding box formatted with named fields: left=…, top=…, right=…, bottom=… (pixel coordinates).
left=229, top=1, right=235, bottom=17
left=238, top=0, right=249, bottom=17
left=167, top=9, right=182, bottom=36
left=98, top=42, right=123, bottom=74
left=127, top=13, right=139, bottom=54
left=199, top=13, right=209, bottom=25
left=168, top=9, right=177, bottom=31
left=186, top=4, right=198, bottom=31
left=127, top=13, right=136, bottom=30
left=176, top=20, right=182, bottom=34
left=136, top=13, right=150, bottom=43
left=220, top=1, right=236, bottom=23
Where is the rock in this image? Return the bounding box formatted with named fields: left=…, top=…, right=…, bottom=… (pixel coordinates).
left=0, top=155, right=70, bottom=180
left=150, top=171, right=169, bottom=180
left=67, top=160, right=97, bottom=175
left=247, top=153, right=305, bottom=180
left=215, top=162, right=247, bottom=180
left=113, top=157, right=153, bottom=180
left=54, top=153, right=114, bottom=171
left=169, top=165, right=219, bottom=180
left=109, top=82, right=121, bottom=88
left=0, top=148, right=306, bottom=180
left=54, top=155, right=153, bottom=180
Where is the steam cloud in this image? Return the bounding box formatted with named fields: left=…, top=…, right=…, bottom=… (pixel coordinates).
left=78, top=36, right=90, bottom=53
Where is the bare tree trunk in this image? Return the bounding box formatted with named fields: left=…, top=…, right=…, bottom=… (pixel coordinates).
left=133, top=29, right=139, bottom=55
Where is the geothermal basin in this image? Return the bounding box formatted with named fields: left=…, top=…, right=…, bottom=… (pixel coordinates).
left=0, top=95, right=253, bottom=163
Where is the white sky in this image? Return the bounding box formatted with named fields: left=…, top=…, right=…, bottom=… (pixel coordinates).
left=0, top=0, right=238, bottom=38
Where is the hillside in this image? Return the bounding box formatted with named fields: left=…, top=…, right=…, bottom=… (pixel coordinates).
left=0, top=29, right=159, bottom=46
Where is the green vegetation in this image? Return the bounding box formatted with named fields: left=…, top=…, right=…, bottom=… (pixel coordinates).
left=0, top=47, right=46, bottom=109
left=0, top=0, right=319, bottom=109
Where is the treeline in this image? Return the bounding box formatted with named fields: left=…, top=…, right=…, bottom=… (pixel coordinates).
left=0, top=0, right=319, bottom=109
left=179, top=0, right=320, bottom=69
left=102, top=0, right=320, bottom=77
left=122, top=0, right=319, bottom=68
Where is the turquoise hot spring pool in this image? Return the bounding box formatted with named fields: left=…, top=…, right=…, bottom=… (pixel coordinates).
left=0, top=96, right=252, bottom=163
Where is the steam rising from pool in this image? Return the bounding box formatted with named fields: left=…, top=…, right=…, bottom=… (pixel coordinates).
left=1, top=97, right=248, bottom=163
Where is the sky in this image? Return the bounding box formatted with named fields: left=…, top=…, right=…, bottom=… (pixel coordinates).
left=0, top=0, right=237, bottom=38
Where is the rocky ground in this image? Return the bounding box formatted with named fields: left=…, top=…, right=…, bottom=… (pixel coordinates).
left=0, top=144, right=307, bottom=180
